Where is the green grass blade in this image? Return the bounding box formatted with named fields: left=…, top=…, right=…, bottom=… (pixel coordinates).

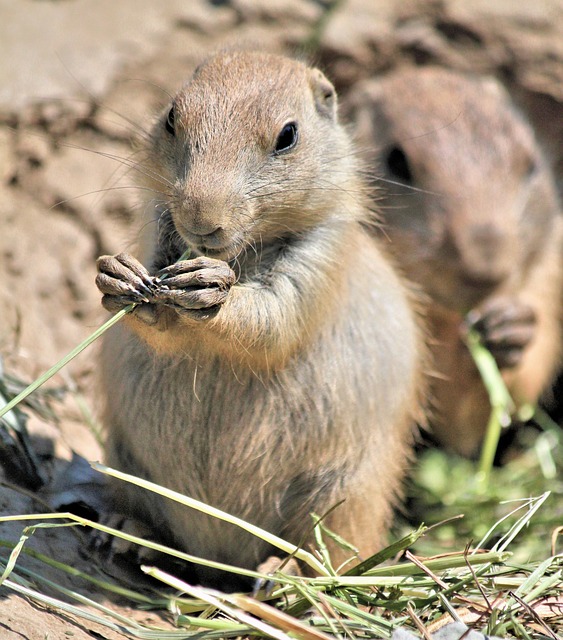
left=347, top=525, right=427, bottom=576
left=0, top=306, right=132, bottom=421
left=464, top=328, right=515, bottom=488
left=0, top=248, right=193, bottom=422
left=0, top=511, right=274, bottom=582
left=0, top=540, right=158, bottom=604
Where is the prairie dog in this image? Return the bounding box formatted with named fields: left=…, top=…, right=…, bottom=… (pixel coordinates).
left=95, top=51, right=425, bottom=585
left=348, top=67, right=563, bottom=457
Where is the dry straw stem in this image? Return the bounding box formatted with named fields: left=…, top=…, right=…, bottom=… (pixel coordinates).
left=0, top=538, right=158, bottom=604
left=145, top=566, right=336, bottom=640
left=0, top=526, right=181, bottom=638
left=1, top=498, right=559, bottom=640
left=0, top=510, right=274, bottom=583
left=92, top=462, right=331, bottom=577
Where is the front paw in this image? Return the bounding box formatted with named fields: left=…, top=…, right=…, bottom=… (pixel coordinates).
left=96, top=253, right=159, bottom=322
left=155, top=257, right=236, bottom=319
left=88, top=512, right=162, bottom=568
left=465, top=297, right=536, bottom=368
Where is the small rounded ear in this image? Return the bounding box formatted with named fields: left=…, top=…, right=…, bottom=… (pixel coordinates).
left=310, top=68, right=337, bottom=120
left=348, top=79, right=386, bottom=113
left=344, top=80, right=386, bottom=142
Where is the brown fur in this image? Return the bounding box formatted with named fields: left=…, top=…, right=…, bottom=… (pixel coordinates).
left=348, top=67, right=563, bottom=457
left=95, top=51, right=426, bottom=585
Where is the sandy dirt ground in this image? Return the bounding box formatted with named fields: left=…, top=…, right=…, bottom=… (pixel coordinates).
left=0, top=1, right=561, bottom=637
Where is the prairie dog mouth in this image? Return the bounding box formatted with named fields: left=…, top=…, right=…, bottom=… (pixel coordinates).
left=198, top=245, right=237, bottom=259
left=185, top=240, right=241, bottom=262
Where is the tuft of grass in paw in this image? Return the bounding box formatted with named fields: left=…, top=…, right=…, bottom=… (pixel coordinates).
left=0, top=249, right=192, bottom=423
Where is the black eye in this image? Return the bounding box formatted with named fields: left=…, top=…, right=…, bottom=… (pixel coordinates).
left=385, top=145, right=412, bottom=183
left=274, top=122, right=298, bottom=154
left=165, top=106, right=175, bottom=136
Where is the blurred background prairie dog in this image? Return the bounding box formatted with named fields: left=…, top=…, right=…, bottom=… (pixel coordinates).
left=348, top=67, right=562, bottom=457
left=95, top=51, right=426, bottom=586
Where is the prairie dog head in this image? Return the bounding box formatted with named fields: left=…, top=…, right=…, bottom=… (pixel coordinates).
left=349, top=67, right=558, bottom=313
left=139, top=51, right=356, bottom=265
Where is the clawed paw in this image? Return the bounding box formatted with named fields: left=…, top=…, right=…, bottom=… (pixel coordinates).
left=465, top=297, right=536, bottom=369
left=253, top=555, right=301, bottom=595
left=96, top=253, right=156, bottom=315
left=96, top=253, right=236, bottom=321
left=154, top=256, right=236, bottom=317
left=88, top=512, right=160, bottom=565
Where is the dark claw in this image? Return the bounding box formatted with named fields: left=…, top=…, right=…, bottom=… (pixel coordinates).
left=96, top=273, right=150, bottom=301
left=97, top=253, right=233, bottom=318
left=97, top=254, right=154, bottom=298
left=114, top=253, right=155, bottom=290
